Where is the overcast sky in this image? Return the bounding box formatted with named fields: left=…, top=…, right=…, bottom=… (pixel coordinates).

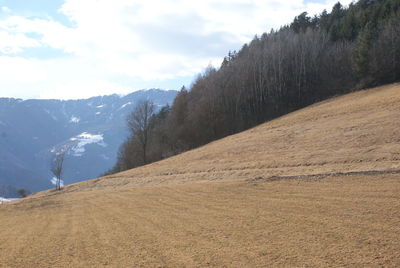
left=0, top=0, right=353, bottom=100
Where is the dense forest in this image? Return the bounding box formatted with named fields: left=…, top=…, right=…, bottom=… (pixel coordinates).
left=108, top=0, right=400, bottom=174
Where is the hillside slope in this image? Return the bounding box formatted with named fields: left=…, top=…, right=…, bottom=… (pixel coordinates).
left=1, top=83, right=400, bottom=267
left=73, top=83, right=400, bottom=191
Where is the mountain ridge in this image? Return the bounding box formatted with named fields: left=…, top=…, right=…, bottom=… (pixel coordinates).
left=0, top=88, right=175, bottom=101
left=0, top=89, right=177, bottom=196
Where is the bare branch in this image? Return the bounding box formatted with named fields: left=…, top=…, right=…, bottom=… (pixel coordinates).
left=51, top=151, right=65, bottom=190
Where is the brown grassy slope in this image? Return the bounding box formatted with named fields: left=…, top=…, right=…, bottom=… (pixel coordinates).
left=1, top=83, right=400, bottom=267
left=71, top=83, right=400, bottom=191
left=1, top=176, right=400, bottom=267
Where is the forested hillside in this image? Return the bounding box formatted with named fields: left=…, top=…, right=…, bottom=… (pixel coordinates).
left=111, top=0, right=400, bottom=173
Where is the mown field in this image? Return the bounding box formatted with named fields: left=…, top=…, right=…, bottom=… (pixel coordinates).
left=1, top=83, right=400, bottom=267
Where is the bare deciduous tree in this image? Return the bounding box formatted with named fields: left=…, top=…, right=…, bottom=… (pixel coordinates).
left=127, top=100, right=155, bottom=164
left=51, top=151, right=65, bottom=191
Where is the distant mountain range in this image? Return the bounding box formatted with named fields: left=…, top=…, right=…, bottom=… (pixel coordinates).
left=0, top=89, right=177, bottom=197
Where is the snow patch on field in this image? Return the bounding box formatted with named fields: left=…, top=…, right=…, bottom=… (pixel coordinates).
left=69, top=132, right=107, bottom=156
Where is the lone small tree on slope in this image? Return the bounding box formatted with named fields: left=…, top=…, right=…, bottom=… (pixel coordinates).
left=51, top=151, right=65, bottom=191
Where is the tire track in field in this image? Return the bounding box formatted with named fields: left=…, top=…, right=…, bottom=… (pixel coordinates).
left=248, top=169, right=400, bottom=182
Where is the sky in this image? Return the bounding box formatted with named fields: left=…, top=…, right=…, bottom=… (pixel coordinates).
left=0, top=0, right=353, bottom=100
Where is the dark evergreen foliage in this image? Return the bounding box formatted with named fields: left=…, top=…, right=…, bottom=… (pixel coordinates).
left=110, top=0, right=400, bottom=174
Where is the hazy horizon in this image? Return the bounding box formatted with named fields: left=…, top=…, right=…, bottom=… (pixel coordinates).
left=0, top=87, right=176, bottom=101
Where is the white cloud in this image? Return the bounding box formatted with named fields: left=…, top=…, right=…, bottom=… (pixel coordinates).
left=1, top=6, right=11, bottom=13
left=0, top=32, right=40, bottom=54
left=0, top=18, right=42, bottom=54
left=0, top=0, right=353, bottom=99
left=0, top=56, right=47, bottom=82
left=38, top=79, right=132, bottom=100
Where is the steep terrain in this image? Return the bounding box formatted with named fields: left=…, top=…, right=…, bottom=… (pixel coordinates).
left=0, top=89, right=177, bottom=195
left=0, top=83, right=400, bottom=267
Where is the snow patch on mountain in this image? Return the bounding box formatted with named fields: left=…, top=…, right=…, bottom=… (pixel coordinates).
left=120, top=102, right=132, bottom=110
left=69, top=132, right=107, bottom=157
left=42, top=109, right=56, bottom=120
left=100, top=154, right=110, bottom=160
left=0, top=197, right=11, bottom=203
left=50, top=177, right=64, bottom=187
left=69, top=116, right=80, bottom=123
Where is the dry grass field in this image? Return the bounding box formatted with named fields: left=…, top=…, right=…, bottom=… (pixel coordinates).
left=1, top=83, right=400, bottom=267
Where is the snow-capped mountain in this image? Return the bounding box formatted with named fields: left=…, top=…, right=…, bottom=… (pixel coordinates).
left=0, top=89, right=177, bottom=197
